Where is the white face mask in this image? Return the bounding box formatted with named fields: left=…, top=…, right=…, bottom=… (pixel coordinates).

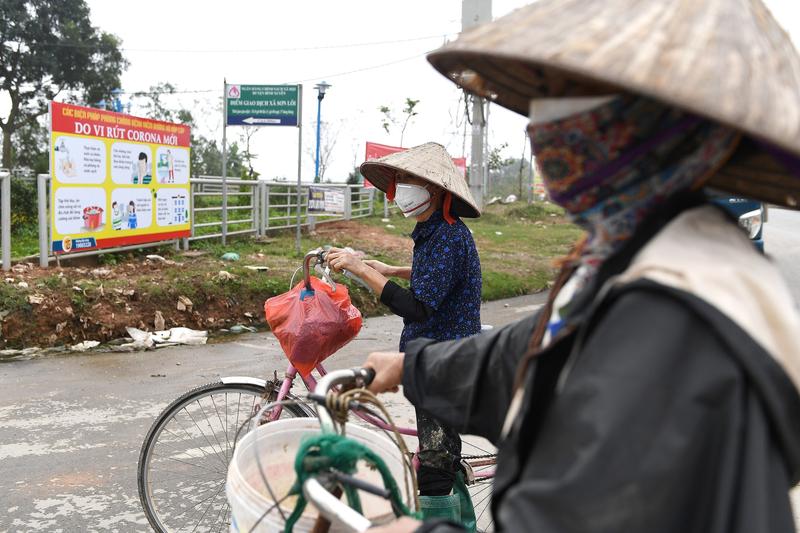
left=394, top=184, right=431, bottom=217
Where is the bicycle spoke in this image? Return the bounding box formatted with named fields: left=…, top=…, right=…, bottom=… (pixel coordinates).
left=169, top=479, right=226, bottom=527
left=140, top=384, right=303, bottom=533
left=195, top=398, right=229, bottom=464
left=149, top=453, right=227, bottom=476
left=146, top=468, right=223, bottom=484
left=211, top=502, right=229, bottom=533
left=189, top=482, right=227, bottom=533
left=183, top=406, right=229, bottom=470
left=209, top=394, right=230, bottom=460
left=154, top=476, right=224, bottom=512
left=152, top=427, right=214, bottom=462
left=165, top=411, right=225, bottom=465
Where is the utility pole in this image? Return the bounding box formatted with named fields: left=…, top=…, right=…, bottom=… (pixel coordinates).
left=462, top=0, right=491, bottom=210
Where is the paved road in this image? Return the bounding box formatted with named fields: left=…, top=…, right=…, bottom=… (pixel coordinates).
left=0, top=294, right=546, bottom=532
left=2, top=207, right=799, bottom=532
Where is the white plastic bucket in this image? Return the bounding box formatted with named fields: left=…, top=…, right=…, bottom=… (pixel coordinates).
left=227, top=418, right=409, bottom=532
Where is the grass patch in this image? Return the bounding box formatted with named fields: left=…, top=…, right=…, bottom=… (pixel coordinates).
left=0, top=283, right=29, bottom=314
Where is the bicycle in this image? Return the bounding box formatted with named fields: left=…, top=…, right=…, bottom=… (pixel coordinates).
left=137, top=249, right=497, bottom=532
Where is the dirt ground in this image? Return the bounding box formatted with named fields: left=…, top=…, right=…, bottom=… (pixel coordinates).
left=0, top=220, right=414, bottom=351
left=0, top=204, right=579, bottom=352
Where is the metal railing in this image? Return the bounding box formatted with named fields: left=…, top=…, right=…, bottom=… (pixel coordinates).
left=0, top=169, right=10, bottom=271
left=33, top=175, right=376, bottom=267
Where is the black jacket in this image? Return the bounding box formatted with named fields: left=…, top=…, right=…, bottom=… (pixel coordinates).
left=403, top=200, right=800, bottom=532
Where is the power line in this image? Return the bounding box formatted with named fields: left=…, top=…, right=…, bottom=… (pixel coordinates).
left=24, top=33, right=456, bottom=54
left=119, top=52, right=429, bottom=96
left=289, top=53, right=426, bottom=83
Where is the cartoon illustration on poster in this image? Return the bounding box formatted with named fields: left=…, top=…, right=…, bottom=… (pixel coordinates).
left=50, top=102, right=191, bottom=254
left=111, top=188, right=153, bottom=230
left=53, top=136, right=106, bottom=184
left=111, top=142, right=153, bottom=185
left=155, top=147, right=189, bottom=184
left=54, top=187, right=107, bottom=234
left=156, top=190, right=189, bottom=226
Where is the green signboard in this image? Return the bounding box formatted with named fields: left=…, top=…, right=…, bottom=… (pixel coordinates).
left=225, top=84, right=300, bottom=126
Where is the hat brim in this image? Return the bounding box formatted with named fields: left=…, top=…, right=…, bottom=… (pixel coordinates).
left=428, top=50, right=800, bottom=208
left=361, top=160, right=481, bottom=218
left=427, top=0, right=800, bottom=210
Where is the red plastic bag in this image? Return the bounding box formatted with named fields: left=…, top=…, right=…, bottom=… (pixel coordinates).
left=264, top=276, right=362, bottom=377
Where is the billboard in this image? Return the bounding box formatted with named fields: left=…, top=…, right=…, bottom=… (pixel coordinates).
left=50, top=102, right=191, bottom=254
left=225, top=84, right=300, bottom=126
left=363, top=142, right=467, bottom=188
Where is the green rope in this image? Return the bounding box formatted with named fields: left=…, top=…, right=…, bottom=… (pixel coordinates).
left=283, top=433, right=418, bottom=532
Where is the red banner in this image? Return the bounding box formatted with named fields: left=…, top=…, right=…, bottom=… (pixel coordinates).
left=363, top=142, right=466, bottom=188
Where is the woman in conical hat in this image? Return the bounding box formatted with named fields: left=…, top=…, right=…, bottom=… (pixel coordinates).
left=365, top=1, right=800, bottom=532
left=327, top=142, right=482, bottom=523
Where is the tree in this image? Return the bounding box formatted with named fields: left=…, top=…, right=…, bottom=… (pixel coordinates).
left=346, top=167, right=362, bottom=185
left=378, top=98, right=420, bottom=147
left=192, top=137, right=244, bottom=178
left=133, top=83, right=180, bottom=122
left=399, top=98, right=419, bottom=147
left=0, top=0, right=127, bottom=167
left=488, top=142, right=514, bottom=172
left=10, top=115, right=48, bottom=174
left=133, top=87, right=244, bottom=178
left=379, top=105, right=394, bottom=136
left=486, top=143, right=532, bottom=199
left=240, top=127, right=259, bottom=180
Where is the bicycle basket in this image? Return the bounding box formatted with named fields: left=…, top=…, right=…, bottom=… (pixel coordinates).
left=264, top=276, right=362, bottom=377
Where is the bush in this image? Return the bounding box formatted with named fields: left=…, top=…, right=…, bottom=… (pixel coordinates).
left=10, top=178, right=38, bottom=233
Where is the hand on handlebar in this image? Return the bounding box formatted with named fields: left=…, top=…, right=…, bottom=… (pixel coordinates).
left=326, top=247, right=366, bottom=276
left=363, top=352, right=405, bottom=394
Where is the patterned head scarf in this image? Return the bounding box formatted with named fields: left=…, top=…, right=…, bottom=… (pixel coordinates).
left=527, top=95, right=741, bottom=344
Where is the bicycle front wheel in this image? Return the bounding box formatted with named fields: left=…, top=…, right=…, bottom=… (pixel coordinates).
left=137, top=380, right=309, bottom=533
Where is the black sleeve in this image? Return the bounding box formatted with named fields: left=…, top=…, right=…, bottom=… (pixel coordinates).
left=401, top=312, right=540, bottom=443
left=380, top=280, right=434, bottom=322
left=495, top=289, right=797, bottom=533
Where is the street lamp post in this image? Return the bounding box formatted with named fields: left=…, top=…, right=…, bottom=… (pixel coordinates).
left=314, top=81, right=331, bottom=183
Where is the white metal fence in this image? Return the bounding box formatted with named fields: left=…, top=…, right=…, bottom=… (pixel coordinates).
left=33, top=175, right=376, bottom=267
left=189, top=177, right=374, bottom=240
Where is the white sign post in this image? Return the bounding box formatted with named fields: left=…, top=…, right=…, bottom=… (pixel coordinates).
left=222, top=83, right=302, bottom=249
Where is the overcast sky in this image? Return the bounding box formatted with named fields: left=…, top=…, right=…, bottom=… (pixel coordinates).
left=64, top=0, right=800, bottom=181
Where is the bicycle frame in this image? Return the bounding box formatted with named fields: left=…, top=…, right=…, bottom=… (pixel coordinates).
left=268, top=362, right=419, bottom=437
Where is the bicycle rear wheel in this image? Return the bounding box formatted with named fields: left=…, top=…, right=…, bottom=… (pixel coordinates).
left=137, top=380, right=310, bottom=533
left=462, top=438, right=497, bottom=532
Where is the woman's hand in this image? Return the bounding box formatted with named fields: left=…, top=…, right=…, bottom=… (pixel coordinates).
left=326, top=247, right=366, bottom=276
left=368, top=516, right=421, bottom=532
left=364, top=351, right=405, bottom=393
left=363, top=259, right=394, bottom=276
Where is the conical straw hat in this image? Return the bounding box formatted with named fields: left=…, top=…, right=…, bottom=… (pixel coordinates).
left=360, top=142, right=480, bottom=218
left=428, top=0, right=800, bottom=208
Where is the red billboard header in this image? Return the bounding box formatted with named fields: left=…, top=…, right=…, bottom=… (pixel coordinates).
left=51, top=102, right=191, bottom=148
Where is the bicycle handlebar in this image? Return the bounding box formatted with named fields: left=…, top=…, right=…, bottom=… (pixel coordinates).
left=304, top=367, right=378, bottom=532
left=314, top=368, right=375, bottom=434
left=302, top=478, right=372, bottom=532
left=303, top=247, right=372, bottom=293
